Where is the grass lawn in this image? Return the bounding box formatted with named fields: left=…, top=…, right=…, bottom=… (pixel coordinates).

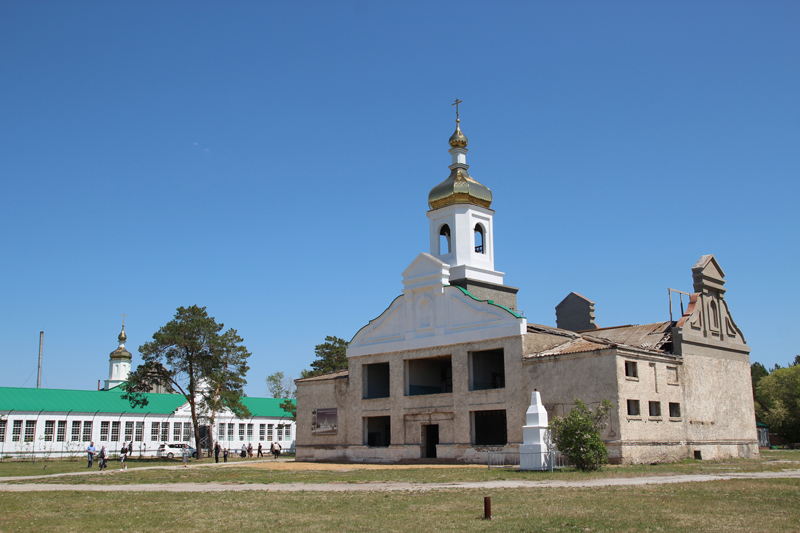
left=0, top=478, right=798, bottom=532
left=4, top=449, right=798, bottom=485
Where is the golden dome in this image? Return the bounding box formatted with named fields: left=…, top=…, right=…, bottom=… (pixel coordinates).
left=449, top=122, right=468, bottom=148
left=118, top=325, right=127, bottom=344
left=428, top=168, right=492, bottom=210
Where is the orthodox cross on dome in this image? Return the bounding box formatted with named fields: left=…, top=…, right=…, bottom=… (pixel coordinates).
left=452, top=98, right=463, bottom=122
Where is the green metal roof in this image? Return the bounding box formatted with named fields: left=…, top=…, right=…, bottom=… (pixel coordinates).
left=0, top=387, right=295, bottom=418
left=241, top=397, right=295, bottom=419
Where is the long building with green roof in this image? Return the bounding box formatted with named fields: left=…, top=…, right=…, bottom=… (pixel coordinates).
left=0, top=326, right=296, bottom=459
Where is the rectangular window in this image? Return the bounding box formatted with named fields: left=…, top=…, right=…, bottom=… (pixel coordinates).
left=239, top=423, right=245, bottom=441
left=124, top=421, right=134, bottom=442
left=25, top=420, right=36, bottom=443
left=267, top=424, right=273, bottom=441
left=669, top=402, right=682, bottom=418
left=12, top=420, right=23, bottom=442
left=649, top=401, right=662, bottom=417
left=227, top=423, right=234, bottom=442
left=406, top=355, right=453, bottom=396
left=277, top=425, right=284, bottom=441
left=110, top=421, right=120, bottom=442
left=57, top=421, right=67, bottom=442
left=667, top=366, right=679, bottom=384
left=134, top=421, right=143, bottom=442
left=259, top=424, right=266, bottom=440
left=364, top=416, right=390, bottom=447
left=0, top=419, right=6, bottom=442
left=218, top=423, right=225, bottom=440
left=44, top=420, right=55, bottom=442
left=72, top=421, right=82, bottom=442
left=469, top=349, right=505, bottom=391
left=82, top=421, right=92, bottom=442
left=183, top=422, right=191, bottom=442
left=100, top=421, right=109, bottom=441
left=625, top=361, right=638, bottom=378
left=471, top=410, right=507, bottom=446
left=363, top=362, right=391, bottom=399
left=174, top=423, right=182, bottom=442
left=151, top=422, right=160, bottom=441
left=161, top=422, right=169, bottom=442
left=247, top=424, right=253, bottom=441
left=284, top=424, right=291, bottom=441
left=627, top=400, right=641, bottom=417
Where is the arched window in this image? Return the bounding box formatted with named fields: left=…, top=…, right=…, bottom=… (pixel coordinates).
left=439, top=225, right=451, bottom=255
left=710, top=300, right=719, bottom=329
left=474, top=224, right=484, bottom=254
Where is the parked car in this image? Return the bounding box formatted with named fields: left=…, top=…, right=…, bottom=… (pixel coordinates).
left=156, top=443, right=197, bottom=459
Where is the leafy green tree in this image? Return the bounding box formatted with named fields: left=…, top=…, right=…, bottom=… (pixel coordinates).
left=756, top=364, right=800, bottom=442
left=122, top=305, right=251, bottom=459
left=300, top=336, right=348, bottom=378
left=751, top=361, right=770, bottom=422
left=266, top=371, right=297, bottom=421
left=201, top=328, right=251, bottom=455
left=549, top=399, right=613, bottom=471
left=266, top=371, right=295, bottom=399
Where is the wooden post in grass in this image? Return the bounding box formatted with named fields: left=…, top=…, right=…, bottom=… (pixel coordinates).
left=484, top=496, right=491, bottom=520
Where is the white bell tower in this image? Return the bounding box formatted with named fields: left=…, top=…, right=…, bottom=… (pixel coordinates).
left=427, top=100, right=505, bottom=286
left=104, top=320, right=132, bottom=390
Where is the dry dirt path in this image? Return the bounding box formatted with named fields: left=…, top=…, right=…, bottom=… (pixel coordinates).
left=1, top=469, right=798, bottom=493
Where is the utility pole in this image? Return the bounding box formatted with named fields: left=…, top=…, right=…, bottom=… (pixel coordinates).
left=37, top=331, right=44, bottom=388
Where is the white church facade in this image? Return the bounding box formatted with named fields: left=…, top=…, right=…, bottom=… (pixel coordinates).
left=294, top=114, right=759, bottom=465
left=0, top=326, right=296, bottom=459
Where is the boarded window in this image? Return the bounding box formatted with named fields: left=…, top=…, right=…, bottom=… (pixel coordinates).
left=627, top=400, right=641, bottom=417
left=365, top=416, right=391, bottom=447
left=667, top=366, right=679, bottom=384
left=363, top=362, right=391, bottom=399
left=470, top=349, right=505, bottom=390
left=472, top=410, right=507, bottom=446
left=406, top=355, right=452, bottom=396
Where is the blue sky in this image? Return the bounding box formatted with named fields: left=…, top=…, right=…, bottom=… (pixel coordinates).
left=1, top=1, right=798, bottom=397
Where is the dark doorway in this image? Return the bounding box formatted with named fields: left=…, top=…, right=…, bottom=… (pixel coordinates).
left=422, top=425, right=439, bottom=459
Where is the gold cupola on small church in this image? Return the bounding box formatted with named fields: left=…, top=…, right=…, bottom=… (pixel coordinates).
left=428, top=102, right=492, bottom=210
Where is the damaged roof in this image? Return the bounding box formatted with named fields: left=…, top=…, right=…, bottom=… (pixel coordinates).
left=295, top=370, right=350, bottom=383
left=525, top=321, right=674, bottom=359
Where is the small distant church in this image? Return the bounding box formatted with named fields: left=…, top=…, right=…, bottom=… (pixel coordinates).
left=295, top=107, right=758, bottom=464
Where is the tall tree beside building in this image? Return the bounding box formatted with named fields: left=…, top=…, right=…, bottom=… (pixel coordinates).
left=122, top=305, right=251, bottom=459
left=266, top=371, right=297, bottom=421
left=300, top=336, right=348, bottom=378
left=201, top=328, right=252, bottom=455
left=755, top=359, right=800, bottom=442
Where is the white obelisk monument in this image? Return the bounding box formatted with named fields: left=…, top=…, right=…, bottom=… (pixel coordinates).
left=520, top=390, right=550, bottom=470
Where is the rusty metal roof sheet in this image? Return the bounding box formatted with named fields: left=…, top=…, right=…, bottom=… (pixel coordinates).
left=581, top=321, right=673, bottom=351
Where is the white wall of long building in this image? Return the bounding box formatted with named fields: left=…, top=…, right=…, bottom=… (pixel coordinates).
left=0, top=411, right=296, bottom=459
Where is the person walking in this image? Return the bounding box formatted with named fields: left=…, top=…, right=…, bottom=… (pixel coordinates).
left=223, top=448, right=228, bottom=463
left=181, top=444, right=189, bottom=467
left=248, top=443, right=253, bottom=457
left=214, top=442, right=221, bottom=463
left=86, top=442, right=96, bottom=468
left=120, top=443, right=128, bottom=471
left=98, top=446, right=107, bottom=471
left=257, top=442, right=263, bottom=457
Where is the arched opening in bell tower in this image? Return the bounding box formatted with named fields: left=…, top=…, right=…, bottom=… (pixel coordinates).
left=474, top=224, right=485, bottom=254
left=439, top=224, right=451, bottom=255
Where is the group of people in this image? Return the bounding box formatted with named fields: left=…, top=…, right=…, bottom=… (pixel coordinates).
left=87, top=441, right=136, bottom=471
left=213, top=441, right=282, bottom=462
